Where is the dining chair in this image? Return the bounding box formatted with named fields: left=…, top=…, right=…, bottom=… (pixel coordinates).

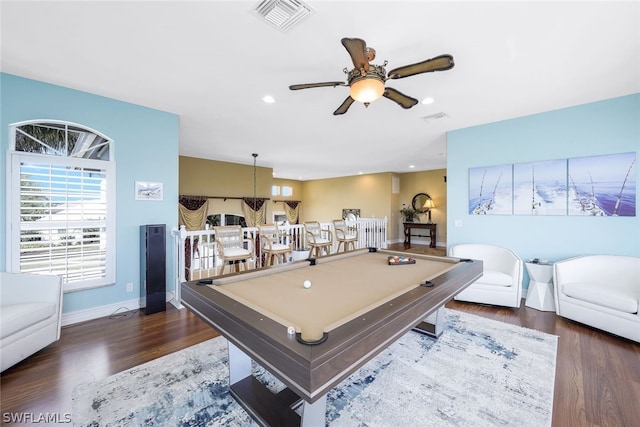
left=213, top=225, right=255, bottom=275
left=304, top=221, right=333, bottom=258
left=258, top=224, right=293, bottom=267
left=332, top=219, right=358, bottom=252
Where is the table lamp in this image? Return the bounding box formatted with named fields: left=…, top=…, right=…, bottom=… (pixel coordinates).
left=423, top=198, right=435, bottom=224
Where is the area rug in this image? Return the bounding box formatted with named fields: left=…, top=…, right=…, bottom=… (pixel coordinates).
left=72, top=310, right=557, bottom=426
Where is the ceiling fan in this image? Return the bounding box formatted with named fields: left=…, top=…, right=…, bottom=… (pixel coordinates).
left=289, top=37, right=454, bottom=115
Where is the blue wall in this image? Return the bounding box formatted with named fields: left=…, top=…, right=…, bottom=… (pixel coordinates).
left=1, top=73, right=179, bottom=314
left=447, top=94, right=640, bottom=271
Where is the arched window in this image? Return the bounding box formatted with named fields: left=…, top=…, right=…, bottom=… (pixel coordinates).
left=7, top=120, right=115, bottom=292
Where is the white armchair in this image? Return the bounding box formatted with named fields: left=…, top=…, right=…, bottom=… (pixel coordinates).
left=554, top=255, right=639, bottom=342
left=449, top=244, right=523, bottom=308
left=1, top=272, right=63, bottom=372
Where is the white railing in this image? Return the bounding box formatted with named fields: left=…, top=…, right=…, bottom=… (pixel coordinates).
left=352, top=217, right=388, bottom=249
left=173, top=218, right=388, bottom=305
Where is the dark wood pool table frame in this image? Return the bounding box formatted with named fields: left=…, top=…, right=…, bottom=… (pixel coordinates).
left=181, top=249, right=482, bottom=426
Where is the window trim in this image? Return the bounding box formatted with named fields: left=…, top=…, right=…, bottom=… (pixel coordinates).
left=7, top=120, right=116, bottom=292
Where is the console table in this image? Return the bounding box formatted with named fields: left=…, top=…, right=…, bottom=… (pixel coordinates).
left=403, top=222, right=436, bottom=248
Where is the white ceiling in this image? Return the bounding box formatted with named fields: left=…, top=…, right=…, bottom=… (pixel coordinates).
left=1, top=1, right=639, bottom=180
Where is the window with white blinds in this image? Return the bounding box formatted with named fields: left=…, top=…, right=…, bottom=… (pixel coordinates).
left=8, top=121, right=115, bottom=292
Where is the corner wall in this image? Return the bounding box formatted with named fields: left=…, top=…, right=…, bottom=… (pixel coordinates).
left=300, top=173, right=393, bottom=221
left=1, top=73, right=179, bottom=316
left=447, top=94, right=639, bottom=263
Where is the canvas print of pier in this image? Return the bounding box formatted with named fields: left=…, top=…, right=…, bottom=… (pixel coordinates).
left=469, top=164, right=513, bottom=215
left=568, top=152, right=636, bottom=216
left=514, top=159, right=567, bottom=215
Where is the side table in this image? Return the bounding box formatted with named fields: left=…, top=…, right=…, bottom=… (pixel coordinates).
left=524, top=262, right=555, bottom=312
left=403, top=222, right=436, bottom=248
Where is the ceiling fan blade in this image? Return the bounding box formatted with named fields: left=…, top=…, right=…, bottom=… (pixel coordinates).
left=333, top=96, right=355, bottom=115
left=387, top=54, right=454, bottom=79
left=383, top=87, right=419, bottom=109
left=289, top=82, right=346, bottom=90
left=341, top=38, right=370, bottom=72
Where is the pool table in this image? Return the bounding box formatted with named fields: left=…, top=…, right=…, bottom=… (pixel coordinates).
left=181, top=248, right=482, bottom=426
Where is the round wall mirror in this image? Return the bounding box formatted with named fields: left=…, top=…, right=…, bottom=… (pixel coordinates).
left=412, top=193, right=431, bottom=212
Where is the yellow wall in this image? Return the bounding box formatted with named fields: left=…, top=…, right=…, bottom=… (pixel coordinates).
left=300, top=173, right=393, bottom=219
left=398, top=170, right=448, bottom=244
left=272, top=178, right=303, bottom=201
left=179, top=156, right=447, bottom=245
left=270, top=177, right=304, bottom=223
left=179, top=156, right=273, bottom=217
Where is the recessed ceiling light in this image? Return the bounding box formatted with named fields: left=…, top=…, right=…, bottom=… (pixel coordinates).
left=421, top=97, right=435, bottom=105
left=262, top=95, right=276, bottom=103
left=409, top=164, right=415, bottom=169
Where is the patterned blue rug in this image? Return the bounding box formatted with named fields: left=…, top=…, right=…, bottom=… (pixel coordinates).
left=72, top=310, right=557, bottom=426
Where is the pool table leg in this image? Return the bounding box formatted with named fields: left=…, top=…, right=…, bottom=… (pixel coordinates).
left=227, top=341, right=327, bottom=426
left=300, top=394, right=327, bottom=427
left=228, top=341, right=252, bottom=383
left=413, top=306, right=444, bottom=338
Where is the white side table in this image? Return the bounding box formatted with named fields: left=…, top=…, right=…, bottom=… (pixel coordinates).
left=525, top=262, right=555, bottom=311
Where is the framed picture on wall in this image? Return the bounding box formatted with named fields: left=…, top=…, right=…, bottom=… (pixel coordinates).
left=135, top=181, right=163, bottom=201
left=342, top=209, right=360, bottom=221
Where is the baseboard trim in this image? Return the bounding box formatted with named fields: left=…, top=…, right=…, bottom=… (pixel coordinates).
left=62, top=292, right=180, bottom=326
left=62, top=298, right=141, bottom=326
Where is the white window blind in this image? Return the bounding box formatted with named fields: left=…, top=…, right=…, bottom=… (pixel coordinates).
left=8, top=121, right=115, bottom=292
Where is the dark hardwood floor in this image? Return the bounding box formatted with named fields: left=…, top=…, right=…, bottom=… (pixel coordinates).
left=0, top=306, right=219, bottom=425
left=1, top=245, right=639, bottom=426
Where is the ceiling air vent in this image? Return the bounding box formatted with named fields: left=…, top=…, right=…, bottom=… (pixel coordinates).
left=252, top=0, right=315, bottom=33
left=422, top=112, right=449, bottom=124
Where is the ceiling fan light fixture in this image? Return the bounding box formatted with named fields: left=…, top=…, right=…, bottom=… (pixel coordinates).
left=289, top=38, right=454, bottom=114
left=349, top=77, right=385, bottom=104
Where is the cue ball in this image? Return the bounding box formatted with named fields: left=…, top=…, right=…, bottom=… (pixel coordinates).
left=303, top=280, right=311, bottom=289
